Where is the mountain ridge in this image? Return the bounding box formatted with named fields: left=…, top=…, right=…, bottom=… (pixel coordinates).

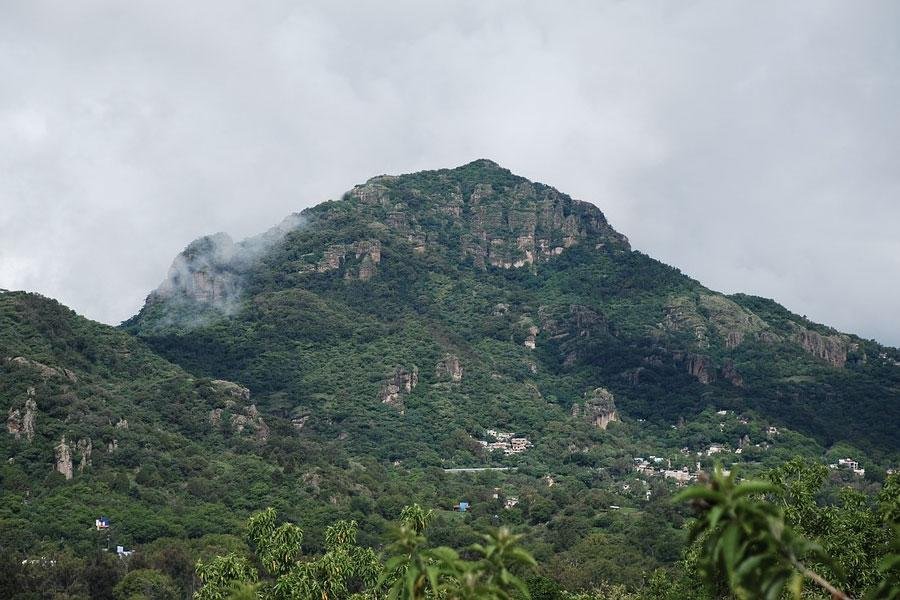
left=121, top=160, right=899, bottom=456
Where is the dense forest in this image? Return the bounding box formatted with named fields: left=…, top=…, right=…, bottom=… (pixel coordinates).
left=2, top=161, right=898, bottom=598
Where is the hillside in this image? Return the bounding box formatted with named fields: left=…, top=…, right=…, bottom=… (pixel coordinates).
left=126, top=159, right=899, bottom=460
left=2, top=160, right=898, bottom=597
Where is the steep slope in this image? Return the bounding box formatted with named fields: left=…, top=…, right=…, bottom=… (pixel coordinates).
left=124, top=159, right=900, bottom=459
left=0, top=291, right=324, bottom=553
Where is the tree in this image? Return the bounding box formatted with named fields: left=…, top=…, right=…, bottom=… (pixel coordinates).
left=677, top=466, right=848, bottom=599
left=114, top=568, right=179, bottom=600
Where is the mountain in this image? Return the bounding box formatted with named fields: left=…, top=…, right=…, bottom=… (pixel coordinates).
left=125, top=159, right=899, bottom=458
left=2, top=160, right=898, bottom=595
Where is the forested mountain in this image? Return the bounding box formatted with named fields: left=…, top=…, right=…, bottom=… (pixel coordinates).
left=127, top=159, right=899, bottom=458
left=2, top=160, right=898, bottom=598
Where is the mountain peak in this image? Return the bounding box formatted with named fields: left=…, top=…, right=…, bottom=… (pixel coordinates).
left=457, top=158, right=503, bottom=170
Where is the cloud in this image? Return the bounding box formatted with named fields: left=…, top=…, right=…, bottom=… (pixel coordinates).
left=1, top=0, right=898, bottom=345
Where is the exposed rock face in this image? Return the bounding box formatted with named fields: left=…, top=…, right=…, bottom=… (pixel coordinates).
left=3, top=356, right=77, bottom=382
left=722, top=360, right=744, bottom=387
left=107, top=439, right=118, bottom=453
left=572, top=387, right=618, bottom=430
left=207, top=381, right=268, bottom=441
left=790, top=325, right=849, bottom=368
left=461, top=180, right=628, bottom=270
left=139, top=214, right=303, bottom=328
left=660, top=294, right=769, bottom=350
left=353, top=240, right=382, bottom=282
left=697, top=294, right=767, bottom=349
left=154, top=233, right=241, bottom=305
left=76, top=438, right=92, bottom=472
left=6, top=388, right=37, bottom=442
left=348, top=181, right=392, bottom=206
left=209, top=404, right=269, bottom=442
left=115, top=418, right=129, bottom=430
left=435, top=354, right=463, bottom=382
left=231, top=405, right=270, bottom=442
left=306, top=239, right=382, bottom=281
left=211, top=380, right=251, bottom=403
left=55, top=437, right=73, bottom=480
left=661, top=296, right=710, bottom=348
left=379, top=366, right=418, bottom=412
left=685, top=354, right=716, bottom=384
left=524, top=326, right=539, bottom=350
left=346, top=162, right=629, bottom=272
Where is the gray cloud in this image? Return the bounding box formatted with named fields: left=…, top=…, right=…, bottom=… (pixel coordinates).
left=1, top=1, right=898, bottom=345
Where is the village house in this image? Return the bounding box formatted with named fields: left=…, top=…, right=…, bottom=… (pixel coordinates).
left=832, top=458, right=865, bottom=477
left=476, top=429, right=533, bottom=455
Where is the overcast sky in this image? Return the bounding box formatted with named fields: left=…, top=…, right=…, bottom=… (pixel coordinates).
left=1, top=1, right=898, bottom=346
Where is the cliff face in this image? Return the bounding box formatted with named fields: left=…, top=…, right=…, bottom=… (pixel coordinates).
left=790, top=324, right=850, bottom=368
left=572, top=387, right=618, bottom=430
left=379, top=366, right=419, bottom=413
left=131, top=214, right=304, bottom=330
left=6, top=387, right=37, bottom=441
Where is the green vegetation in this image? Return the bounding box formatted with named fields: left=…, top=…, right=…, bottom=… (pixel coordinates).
left=2, top=161, right=899, bottom=597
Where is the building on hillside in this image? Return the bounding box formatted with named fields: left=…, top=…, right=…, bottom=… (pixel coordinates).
left=832, top=458, right=865, bottom=477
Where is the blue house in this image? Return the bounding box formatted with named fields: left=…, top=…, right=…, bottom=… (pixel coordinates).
left=454, top=501, right=470, bottom=513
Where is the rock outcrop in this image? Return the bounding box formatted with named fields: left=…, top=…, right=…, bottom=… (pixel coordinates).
left=6, top=387, right=37, bottom=442
left=379, top=366, right=418, bottom=412
left=55, top=437, right=73, bottom=480
left=209, top=404, right=269, bottom=442
left=681, top=353, right=716, bottom=384
left=697, top=294, right=767, bottom=349
left=572, top=387, right=618, bottom=430
left=790, top=325, right=849, bottom=368
left=139, top=214, right=303, bottom=327
left=211, top=379, right=251, bottom=403
left=230, top=405, right=270, bottom=442
left=303, top=240, right=382, bottom=281
left=208, top=381, right=268, bottom=441
left=722, top=359, right=744, bottom=387
left=76, top=438, right=92, bottom=472
left=153, top=233, right=241, bottom=305
left=3, top=356, right=77, bottom=382
left=435, top=354, right=463, bottom=382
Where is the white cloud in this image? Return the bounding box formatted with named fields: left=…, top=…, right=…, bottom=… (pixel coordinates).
left=1, top=0, right=898, bottom=345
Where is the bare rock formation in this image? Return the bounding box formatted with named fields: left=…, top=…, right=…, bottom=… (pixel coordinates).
left=379, top=366, right=419, bottom=412
left=210, top=404, right=269, bottom=442
left=722, top=359, right=744, bottom=387
left=790, top=324, right=849, bottom=368
left=55, top=437, right=73, bottom=480
left=3, top=356, right=77, bottom=382
left=305, top=239, right=383, bottom=281
left=76, top=438, right=92, bottom=472
left=697, top=294, right=767, bottom=349
left=435, top=354, right=463, bottom=382
left=211, top=379, right=251, bottom=403
left=6, top=388, right=37, bottom=442
left=683, top=353, right=716, bottom=384
left=153, top=233, right=241, bottom=305
left=231, top=405, right=270, bottom=442
left=572, top=387, right=619, bottom=430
